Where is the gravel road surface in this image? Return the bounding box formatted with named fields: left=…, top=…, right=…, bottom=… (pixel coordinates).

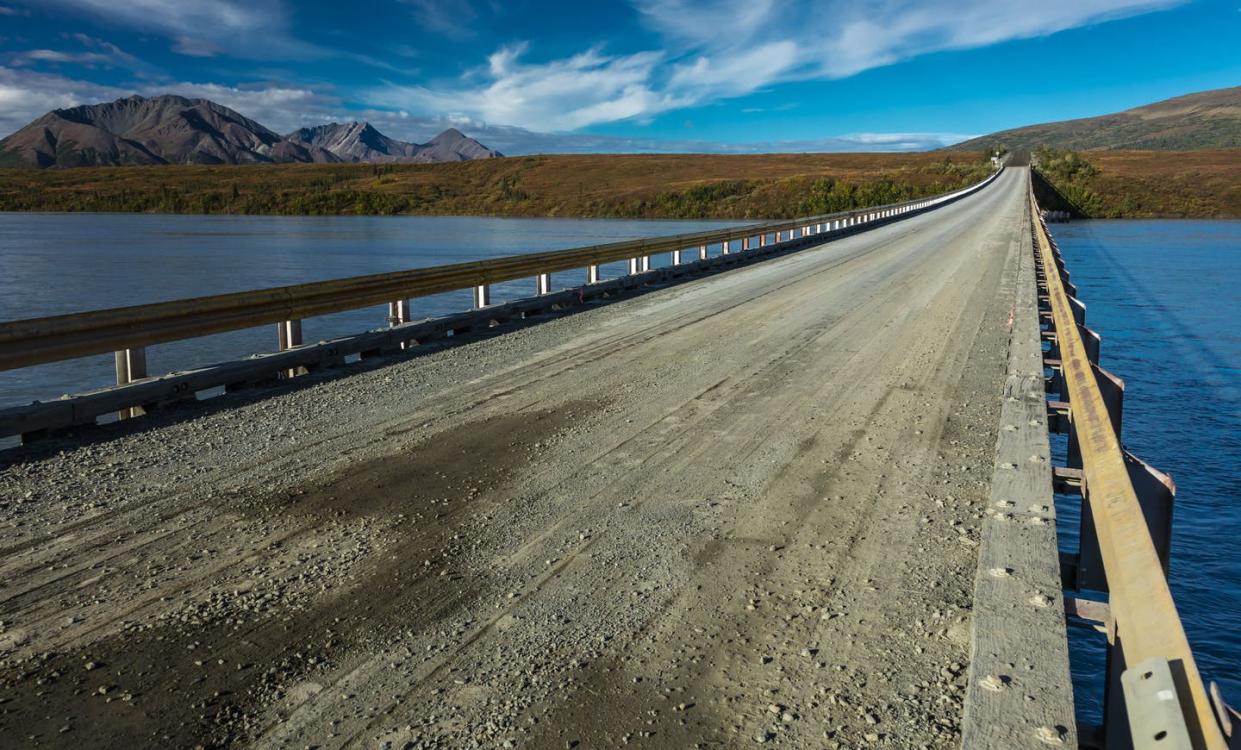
left=1, top=168, right=1029, bottom=748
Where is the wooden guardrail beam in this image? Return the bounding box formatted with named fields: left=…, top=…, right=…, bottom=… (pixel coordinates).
left=1030, top=184, right=1226, bottom=749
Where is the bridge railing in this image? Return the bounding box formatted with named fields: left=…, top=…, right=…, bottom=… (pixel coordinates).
left=0, top=168, right=1001, bottom=439
left=1031, top=181, right=1233, bottom=749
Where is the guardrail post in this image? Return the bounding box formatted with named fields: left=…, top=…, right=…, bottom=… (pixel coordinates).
left=587, top=264, right=601, bottom=284
left=277, top=319, right=305, bottom=379
left=277, top=319, right=302, bottom=351
left=536, top=273, right=552, bottom=295
left=388, top=299, right=413, bottom=350
left=1124, top=453, right=1176, bottom=573
left=1102, top=625, right=1134, bottom=750
left=472, top=284, right=491, bottom=309
left=114, top=347, right=148, bottom=419
left=388, top=300, right=411, bottom=326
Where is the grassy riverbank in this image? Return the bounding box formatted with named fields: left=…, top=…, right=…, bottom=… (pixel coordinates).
left=1034, top=147, right=1241, bottom=218
left=0, top=152, right=990, bottom=219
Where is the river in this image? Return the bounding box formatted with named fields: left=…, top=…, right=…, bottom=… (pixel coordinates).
left=1049, top=219, right=1241, bottom=723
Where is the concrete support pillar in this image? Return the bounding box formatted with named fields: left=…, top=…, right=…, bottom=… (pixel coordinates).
left=671, top=248, right=682, bottom=266
left=114, top=347, right=148, bottom=419
left=721, top=240, right=730, bottom=255
left=536, top=272, right=552, bottom=295
left=628, top=257, right=640, bottom=275
left=640, top=255, right=651, bottom=272
left=759, top=234, right=767, bottom=248
left=699, top=244, right=708, bottom=260
left=587, top=264, right=601, bottom=284
left=472, top=284, right=491, bottom=309
left=741, top=237, right=749, bottom=252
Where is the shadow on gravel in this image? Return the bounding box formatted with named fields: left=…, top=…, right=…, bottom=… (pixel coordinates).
left=0, top=403, right=587, bottom=748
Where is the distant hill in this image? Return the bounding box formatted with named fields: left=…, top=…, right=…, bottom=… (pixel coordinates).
left=953, top=86, right=1241, bottom=152
left=0, top=95, right=501, bottom=168
left=285, top=122, right=501, bottom=163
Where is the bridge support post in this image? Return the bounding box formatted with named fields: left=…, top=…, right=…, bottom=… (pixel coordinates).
left=671, top=248, right=682, bottom=266
left=114, top=347, right=148, bottom=419
left=536, top=273, right=552, bottom=295
left=741, top=237, right=749, bottom=252
left=628, top=258, right=640, bottom=275
left=721, top=240, right=730, bottom=256
left=587, top=264, right=601, bottom=284
left=699, top=244, right=708, bottom=260
left=641, top=255, right=651, bottom=272
left=759, top=234, right=766, bottom=248
left=472, top=284, right=491, bottom=309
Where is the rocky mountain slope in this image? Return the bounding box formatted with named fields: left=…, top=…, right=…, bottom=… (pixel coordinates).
left=285, top=122, right=501, bottom=163
left=953, top=85, right=1241, bottom=152
left=0, top=95, right=501, bottom=168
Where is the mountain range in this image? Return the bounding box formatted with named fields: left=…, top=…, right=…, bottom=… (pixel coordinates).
left=953, top=85, right=1241, bottom=152
left=0, top=94, right=502, bottom=168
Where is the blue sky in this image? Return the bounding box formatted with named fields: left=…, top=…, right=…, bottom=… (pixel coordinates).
left=0, top=0, right=1237, bottom=153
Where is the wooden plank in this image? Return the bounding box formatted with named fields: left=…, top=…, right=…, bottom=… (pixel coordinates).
left=963, top=179, right=1078, bottom=749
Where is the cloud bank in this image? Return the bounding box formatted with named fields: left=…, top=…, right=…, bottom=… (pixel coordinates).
left=375, top=0, right=1181, bottom=132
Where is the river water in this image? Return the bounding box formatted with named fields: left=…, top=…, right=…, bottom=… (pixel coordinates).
left=0, top=213, right=745, bottom=410
left=1048, top=219, right=1241, bottom=724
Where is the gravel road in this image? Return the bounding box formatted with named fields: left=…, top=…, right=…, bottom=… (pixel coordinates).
left=0, top=168, right=1029, bottom=748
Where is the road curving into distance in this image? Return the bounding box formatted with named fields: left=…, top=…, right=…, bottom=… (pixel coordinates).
left=0, top=168, right=1030, bottom=748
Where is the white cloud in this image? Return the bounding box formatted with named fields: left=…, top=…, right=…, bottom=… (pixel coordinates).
left=401, top=0, right=479, bottom=40
left=374, top=0, right=1182, bottom=131
left=8, top=34, right=145, bottom=70
left=15, top=0, right=318, bottom=59
left=0, top=66, right=339, bottom=137
left=0, top=66, right=128, bottom=134
left=155, top=82, right=340, bottom=133
left=370, top=45, right=686, bottom=132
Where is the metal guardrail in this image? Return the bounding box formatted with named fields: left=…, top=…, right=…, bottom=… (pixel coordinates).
left=0, top=168, right=1002, bottom=440
left=0, top=170, right=1000, bottom=374
left=1031, top=181, right=1233, bottom=749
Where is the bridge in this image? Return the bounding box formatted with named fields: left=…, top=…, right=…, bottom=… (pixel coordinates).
left=0, top=168, right=1234, bottom=748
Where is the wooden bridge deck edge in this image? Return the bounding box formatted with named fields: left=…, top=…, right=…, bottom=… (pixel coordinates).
left=961, top=189, right=1078, bottom=748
